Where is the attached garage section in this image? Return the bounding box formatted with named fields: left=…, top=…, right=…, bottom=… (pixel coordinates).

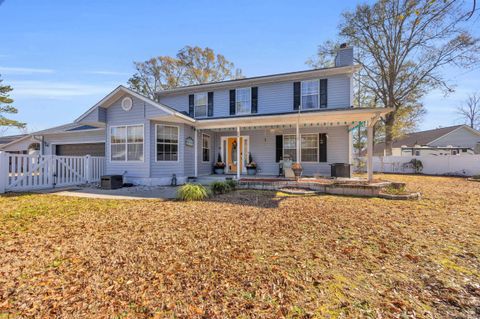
left=55, top=143, right=105, bottom=156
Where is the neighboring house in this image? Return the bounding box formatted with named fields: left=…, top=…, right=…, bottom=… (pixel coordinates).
left=2, top=46, right=391, bottom=185
left=371, top=125, right=480, bottom=156
left=0, top=134, right=41, bottom=155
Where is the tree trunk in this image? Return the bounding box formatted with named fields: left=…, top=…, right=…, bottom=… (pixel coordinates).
left=384, top=112, right=395, bottom=156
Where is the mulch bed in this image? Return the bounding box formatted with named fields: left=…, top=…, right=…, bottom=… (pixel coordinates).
left=0, top=174, right=479, bottom=318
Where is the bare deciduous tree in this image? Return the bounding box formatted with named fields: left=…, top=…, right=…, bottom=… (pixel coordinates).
left=128, top=46, right=243, bottom=100
left=457, top=92, right=480, bottom=129
left=312, top=0, right=480, bottom=155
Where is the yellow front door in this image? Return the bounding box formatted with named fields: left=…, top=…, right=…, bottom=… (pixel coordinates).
left=227, top=137, right=243, bottom=174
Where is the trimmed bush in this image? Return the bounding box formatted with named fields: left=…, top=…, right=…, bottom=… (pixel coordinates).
left=225, top=179, right=237, bottom=190
left=210, top=181, right=231, bottom=195
left=177, top=183, right=210, bottom=201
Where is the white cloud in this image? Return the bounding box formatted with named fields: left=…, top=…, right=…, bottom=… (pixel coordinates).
left=84, top=70, right=130, bottom=76
left=0, top=66, right=55, bottom=74
left=9, top=80, right=113, bottom=99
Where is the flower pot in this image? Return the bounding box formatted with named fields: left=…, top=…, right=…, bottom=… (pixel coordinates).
left=292, top=167, right=303, bottom=179
left=246, top=168, right=257, bottom=175
left=214, top=168, right=225, bottom=174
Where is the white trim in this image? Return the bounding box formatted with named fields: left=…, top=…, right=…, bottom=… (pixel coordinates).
left=220, top=135, right=250, bottom=173
left=108, top=124, right=145, bottom=163
left=75, top=85, right=195, bottom=124
left=300, top=79, right=320, bottom=110
left=154, top=124, right=180, bottom=163
left=195, top=108, right=394, bottom=129
left=157, top=65, right=361, bottom=96
left=201, top=133, right=211, bottom=163
left=235, top=87, right=252, bottom=115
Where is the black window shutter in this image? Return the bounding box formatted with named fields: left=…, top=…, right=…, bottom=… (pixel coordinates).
left=251, top=87, right=258, bottom=114
left=319, top=133, right=327, bottom=162
left=229, top=89, right=236, bottom=115
left=188, top=94, right=194, bottom=117
left=276, top=135, right=283, bottom=163
left=293, top=82, right=301, bottom=110
left=207, top=92, right=214, bottom=117
left=320, top=79, right=327, bottom=108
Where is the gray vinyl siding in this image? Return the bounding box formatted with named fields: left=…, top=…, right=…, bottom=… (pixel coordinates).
left=105, top=94, right=152, bottom=178
left=429, top=127, right=480, bottom=149
left=79, top=107, right=107, bottom=124
left=211, top=126, right=349, bottom=176
left=197, top=130, right=215, bottom=175
left=43, top=130, right=106, bottom=155
left=158, top=74, right=351, bottom=118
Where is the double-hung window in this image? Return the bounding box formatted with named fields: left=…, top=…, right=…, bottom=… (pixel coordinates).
left=283, top=135, right=297, bottom=162
left=110, top=125, right=144, bottom=161
left=194, top=92, right=207, bottom=118
left=301, top=79, right=319, bottom=109
left=236, top=88, right=251, bottom=114
left=156, top=125, right=179, bottom=161
left=202, top=134, right=210, bottom=162
left=301, top=134, right=319, bottom=162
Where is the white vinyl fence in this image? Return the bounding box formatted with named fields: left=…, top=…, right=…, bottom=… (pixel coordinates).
left=360, top=155, right=480, bottom=176
left=0, top=152, right=105, bottom=193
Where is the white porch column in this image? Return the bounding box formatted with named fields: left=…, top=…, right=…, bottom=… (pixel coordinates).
left=236, top=126, right=241, bottom=180
left=194, top=128, right=198, bottom=177
left=296, top=121, right=301, bottom=163
left=367, top=124, right=374, bottom=182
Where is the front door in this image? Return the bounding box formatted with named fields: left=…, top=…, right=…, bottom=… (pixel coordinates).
left=222, top=136, right=249, bottom=174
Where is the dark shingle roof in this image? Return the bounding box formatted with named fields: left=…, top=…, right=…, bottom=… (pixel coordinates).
left=372, top=125, right=464, bottom=155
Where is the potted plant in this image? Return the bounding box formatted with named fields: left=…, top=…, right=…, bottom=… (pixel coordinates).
left=291, top=162, right=303, bottom=179
left=213, top=153, right=226, bottom=174
left=246, top=153, right=257, bottom=175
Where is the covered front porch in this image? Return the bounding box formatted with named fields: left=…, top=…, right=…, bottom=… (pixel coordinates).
left=192, top=107, right=393, bottom=182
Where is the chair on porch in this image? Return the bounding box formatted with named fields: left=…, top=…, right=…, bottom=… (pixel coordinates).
left=279, top=155, right=295, bottom=178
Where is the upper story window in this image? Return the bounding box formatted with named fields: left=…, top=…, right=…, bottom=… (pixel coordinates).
left=236, top=88, right=251, bottom=114
left=156, top=125, right=179, bottom=161
left=194, top=92, right=207, bottom=118
left=111, top=125, right=144, bottom=162
left=301, top=79, right=319, bottom=110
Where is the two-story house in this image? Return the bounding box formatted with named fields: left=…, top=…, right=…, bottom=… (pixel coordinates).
left=4, top=45, right=391, bottom=185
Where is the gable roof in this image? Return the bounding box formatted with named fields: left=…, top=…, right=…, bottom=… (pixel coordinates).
left=74, top=85, right=195, bottom=124
left=0, top=134, right=29, bottom=148
left=371, top=125, right=480, bottom=155
left=156, top=65, right=360, bottom=96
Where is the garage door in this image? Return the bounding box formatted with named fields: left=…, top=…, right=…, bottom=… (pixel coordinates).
left=55, top=143, right=105, bottom=156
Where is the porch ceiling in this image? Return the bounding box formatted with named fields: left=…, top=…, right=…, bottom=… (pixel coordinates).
left=195, top=107, right=393, bottom=130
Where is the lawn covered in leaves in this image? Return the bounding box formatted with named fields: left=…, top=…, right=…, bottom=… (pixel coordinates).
left=0, top=175, right=479, bottom=318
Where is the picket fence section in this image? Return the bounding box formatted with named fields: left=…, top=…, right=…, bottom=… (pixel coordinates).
left=363, top=155, right=480, bottom=176
left=0, top=152, right=105, bottom=193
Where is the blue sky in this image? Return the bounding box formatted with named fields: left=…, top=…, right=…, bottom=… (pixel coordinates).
left=1, top=0, right=479, bottom=135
